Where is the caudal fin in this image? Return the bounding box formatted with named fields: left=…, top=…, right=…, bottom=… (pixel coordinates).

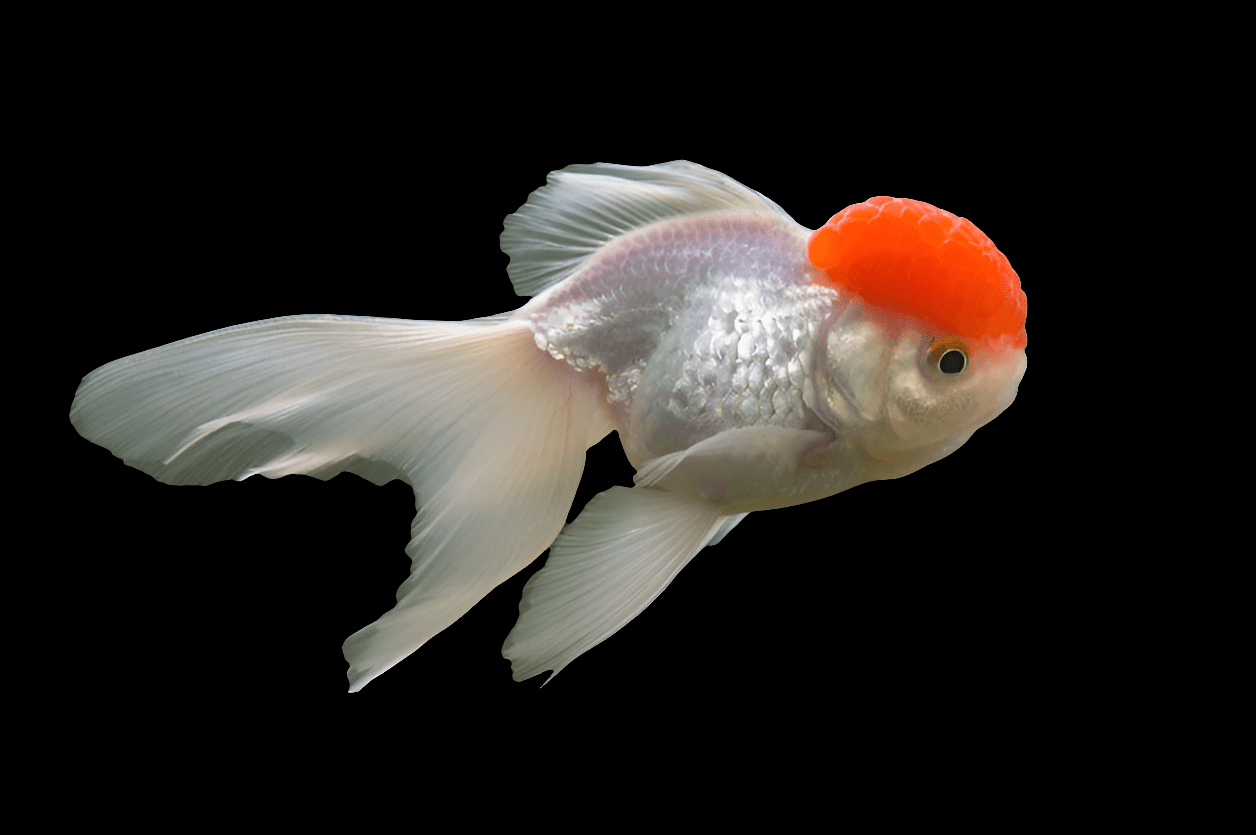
left=71, top=314, right=615, bottom=691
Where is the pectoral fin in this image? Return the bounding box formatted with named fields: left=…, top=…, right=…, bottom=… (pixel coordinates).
left=633, top=426, right=833, bottom=513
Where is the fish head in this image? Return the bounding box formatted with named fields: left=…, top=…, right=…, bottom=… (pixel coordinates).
left=807, top=196, right=1028, bottom=476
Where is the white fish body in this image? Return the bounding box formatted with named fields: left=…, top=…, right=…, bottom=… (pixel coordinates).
left=70, top=162, right=1027, bottom=690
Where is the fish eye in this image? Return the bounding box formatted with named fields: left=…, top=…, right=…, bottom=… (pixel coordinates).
left=937, top=349, right=966, bottom=374
left=927, top=338, right=969, bottom=376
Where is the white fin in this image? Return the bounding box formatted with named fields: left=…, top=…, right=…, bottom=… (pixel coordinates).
left=71, top=314, right=615, bottom=691
left=502, top=486, right=730, bottom=684
left=707, top=513, right=749, bottom=547
left=633, top=426, right=833, bottom=512
left=500, top=161, right=797, bottom=297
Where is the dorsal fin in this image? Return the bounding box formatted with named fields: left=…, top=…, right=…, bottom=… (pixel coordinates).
left=500, top=161, right=796, bottom=298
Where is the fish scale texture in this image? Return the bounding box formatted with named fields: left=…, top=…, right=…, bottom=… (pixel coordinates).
left=525, top=214, right=835, bottom=463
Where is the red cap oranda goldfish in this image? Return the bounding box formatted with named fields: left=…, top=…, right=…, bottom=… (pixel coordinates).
left=69, top=162, right=1028, bottom=691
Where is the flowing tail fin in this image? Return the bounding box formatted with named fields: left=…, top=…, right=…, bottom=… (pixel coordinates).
left=70, top=314, right=615, bottom=691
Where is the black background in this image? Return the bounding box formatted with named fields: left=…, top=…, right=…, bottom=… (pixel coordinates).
left=54, top=41, right=1090, bottom=764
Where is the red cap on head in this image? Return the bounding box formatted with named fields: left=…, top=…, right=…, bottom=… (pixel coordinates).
left=808, top=197, right=1027, bottom=349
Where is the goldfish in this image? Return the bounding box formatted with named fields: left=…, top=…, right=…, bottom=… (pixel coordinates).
left=69, top=161, right=1028, bottom=691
